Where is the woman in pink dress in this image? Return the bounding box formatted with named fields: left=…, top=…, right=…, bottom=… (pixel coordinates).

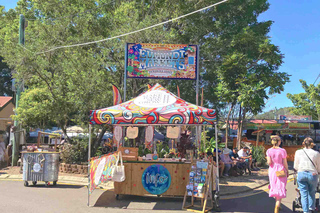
left=266, top=135, right=289, bottom=213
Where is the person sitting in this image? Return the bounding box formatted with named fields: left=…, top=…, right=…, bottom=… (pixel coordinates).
left=229, top=147, right=246, bottom=175
left=220, top=148, right=234, bottom=176
left=211, top=149, right=225, bottom=178
left=238, top=146, right=252, bottom=175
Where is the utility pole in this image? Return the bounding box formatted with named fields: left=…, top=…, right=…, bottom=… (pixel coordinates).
left=12, top=14, right=25, bottom=166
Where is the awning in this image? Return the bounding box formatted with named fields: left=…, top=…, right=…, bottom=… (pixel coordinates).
left=90, top=83, right=216, bottom=125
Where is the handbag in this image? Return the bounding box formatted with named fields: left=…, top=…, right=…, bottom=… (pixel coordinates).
left=111, top=152, right=125, bottom=182
left=302, top=149, right=319, bottom=174
left=276, top=170, right=286, bottom=177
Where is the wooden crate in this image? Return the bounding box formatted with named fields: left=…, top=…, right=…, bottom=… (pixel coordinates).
left=118, top=147, right=138, bottom=161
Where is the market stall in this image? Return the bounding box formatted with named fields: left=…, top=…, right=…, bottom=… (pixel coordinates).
left=89, top=84, right=218, bottom=200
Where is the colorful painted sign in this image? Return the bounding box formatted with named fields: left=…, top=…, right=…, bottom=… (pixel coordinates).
left=126, top=43, right=198, bottom=80
left=142, top=164, right=171, bottom=195
left=89, top=152, right=119, bottom=194
left=245, top=122, right=311, bottom=130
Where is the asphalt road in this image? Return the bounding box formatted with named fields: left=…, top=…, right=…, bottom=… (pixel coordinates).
left=0, top=179, right=310, bottom=213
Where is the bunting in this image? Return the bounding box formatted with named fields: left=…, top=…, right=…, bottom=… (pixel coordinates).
left=112, top=85, right=122, bottom=105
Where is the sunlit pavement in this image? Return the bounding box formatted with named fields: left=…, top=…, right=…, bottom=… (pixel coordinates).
left=1, top=178, right=310, bottom=213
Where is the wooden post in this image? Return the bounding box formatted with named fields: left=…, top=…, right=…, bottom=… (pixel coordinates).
left=256, top=132, right=260, bottom=147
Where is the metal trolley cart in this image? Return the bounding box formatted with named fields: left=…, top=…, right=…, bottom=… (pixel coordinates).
left=22, top=131, right=61, bottom=187
left=22, top=151, right=60, bottom=186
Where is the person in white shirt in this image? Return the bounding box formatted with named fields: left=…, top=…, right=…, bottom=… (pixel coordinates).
left=294, top=137, right=320, bottom=213
left=238, top=147, right=252, bottom=175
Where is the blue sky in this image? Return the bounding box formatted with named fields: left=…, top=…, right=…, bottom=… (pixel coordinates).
left=1, top=0, right=319, bottom=113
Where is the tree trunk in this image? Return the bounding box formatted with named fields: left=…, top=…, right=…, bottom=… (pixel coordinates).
left=238, top=108, right=246, bottom=149
left=236, top=106, right=242, bottom=149
left=92, top=125, right=108, bottom=156
left=225, top=103, right=234, bottom=148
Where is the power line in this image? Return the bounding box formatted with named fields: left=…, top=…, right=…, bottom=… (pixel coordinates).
left=35, top=0, right=228, bottom=54
left=313, top=73, right=320, bottom=85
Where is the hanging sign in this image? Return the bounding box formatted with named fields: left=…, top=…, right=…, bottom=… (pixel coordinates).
left=166, top=126, right=180, bottom=139
left=142, top=164, right=171, bottom=195
left=145, top=126, right=154, bottom=143
left=126, top=126, right=138, bottom=139
left=126, top=43, right=198, bottom=80
left=113, top=126, right=123, bottom=146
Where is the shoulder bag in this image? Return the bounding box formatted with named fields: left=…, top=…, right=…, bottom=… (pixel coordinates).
left=302, top=149, right=319, bottom=174
left=111, top=151, right=125, bottom=182
left=272, top=149, right=287, bottom=177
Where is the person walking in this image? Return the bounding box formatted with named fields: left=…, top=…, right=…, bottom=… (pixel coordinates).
left=294, top=137, right=320, bottom=213
left=266, top=135, right=288, bottom=213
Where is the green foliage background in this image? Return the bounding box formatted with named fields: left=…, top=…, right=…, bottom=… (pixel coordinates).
left=0, top=0, right=291, bottom=153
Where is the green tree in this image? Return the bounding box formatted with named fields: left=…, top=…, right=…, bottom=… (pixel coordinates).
left=287, top=80, right=320, bottom=120
left=0, top=56, right=13, bottom=96
left=0, top=0, right=290, bottom=152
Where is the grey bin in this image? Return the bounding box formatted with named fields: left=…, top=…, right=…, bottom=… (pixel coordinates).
left=22, top=152, right=60, bottom=187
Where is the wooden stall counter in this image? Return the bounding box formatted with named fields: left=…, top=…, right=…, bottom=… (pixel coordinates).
left=114, top=161, right=191, bottom=197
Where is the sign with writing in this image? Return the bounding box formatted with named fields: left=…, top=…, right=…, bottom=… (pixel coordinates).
left=126, top=126, right=138, bottom=139
left=196, top=161, right=209, bottom=169
left=166, top=126, right=180, bottom=139
left=142, top=164, right=171, bottom=195
left=279, top=115, right=312, bottom=121
left=126, top=43, right=198, bottom=80
left=288, top=123, right=310, bottom=129
left=246, top=123, right=287, bottom=130
left=134, top=90, right=176, bottom=108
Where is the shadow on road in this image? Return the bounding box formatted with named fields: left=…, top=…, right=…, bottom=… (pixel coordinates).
left=93, top=188, right=294, bottom=212
left=220, top=189, right=292, bottom=213
left=94, top=191, right=185, bottom=211
left=26, top=183, right=84, bottom=189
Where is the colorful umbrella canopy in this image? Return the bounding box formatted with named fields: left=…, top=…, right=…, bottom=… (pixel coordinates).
left=90, top=83, right=216, bottom=125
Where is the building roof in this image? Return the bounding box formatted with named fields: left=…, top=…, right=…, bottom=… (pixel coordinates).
left=0, top=96, right=13, bottom=108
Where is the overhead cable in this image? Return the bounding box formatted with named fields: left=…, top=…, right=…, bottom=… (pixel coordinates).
left=35, top=0, right=228, bottom=54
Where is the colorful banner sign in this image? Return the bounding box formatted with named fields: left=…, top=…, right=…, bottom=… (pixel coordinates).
left=126, top=43, right=198, bottom=80
left=245, top=123, right=287, bottom=130
left=89, top=152, right=119, bottom=194
left=279, top=115, right=312, bottom=121
left=141, top=164, right=171, bottom=195
left=245, top=122, right=311, bottom=130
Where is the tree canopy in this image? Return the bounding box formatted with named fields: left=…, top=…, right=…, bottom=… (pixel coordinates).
left=0, top=0, right=290, bottom=148
left=287, top=80, right=320, bottom=120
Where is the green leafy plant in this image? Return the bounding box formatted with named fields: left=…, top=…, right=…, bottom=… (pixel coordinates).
left=60, top=137, right=88, bottom=164
left=205, top=137, right=225, bottom=153
left=252, top=145, right=267, bottom=167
